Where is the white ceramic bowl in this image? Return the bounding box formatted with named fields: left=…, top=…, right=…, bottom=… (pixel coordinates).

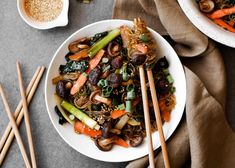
left=178, top=0, right=235, bottom=48
left=17, top=0, right=69, bottom=29
left=45, top=19, right=186, bottom=162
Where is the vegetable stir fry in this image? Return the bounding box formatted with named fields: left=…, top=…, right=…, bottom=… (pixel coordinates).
left=196, top=0, right=235, bottom=32
left=52, top=19, right=176, bottom=151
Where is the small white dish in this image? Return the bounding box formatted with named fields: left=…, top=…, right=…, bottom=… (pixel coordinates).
left=178, top=0, right=235, bottom=48
left=45, top=19, right=186, bottom=162
left=17, top=0, right=69, bottom=30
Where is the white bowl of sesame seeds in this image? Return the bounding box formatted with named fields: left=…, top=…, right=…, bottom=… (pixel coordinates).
left=17, top=0, right=69, bottom=29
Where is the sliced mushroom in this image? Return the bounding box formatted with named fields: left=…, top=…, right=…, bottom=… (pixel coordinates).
left=68, top=37, right=90, bottom=53
left=129, top=134, right=144, bottom=147
left=56, top=81, right=67, bottom=98
left=107, top=73, right=122, bottom=88
left=93, top=94, right=112, bottom=106
left=131, top=52, right=147, bottom=66
left=108, top=42, right=122, bottom=57
left=95, top=137, right=114, bottom=151
left=88, top=67, right=102, bottom=85
left=102, top=121, right=112, bottom=138
left=111, top=56, right=123, bottom=69
left=199, top=0, right=215, bottom=13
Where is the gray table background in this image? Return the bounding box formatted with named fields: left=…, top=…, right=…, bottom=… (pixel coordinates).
left=0, top=0, right=234, bottom=167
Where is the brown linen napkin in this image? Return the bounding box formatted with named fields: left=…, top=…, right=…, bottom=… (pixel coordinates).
left=113, top=0, right=235, bottom=167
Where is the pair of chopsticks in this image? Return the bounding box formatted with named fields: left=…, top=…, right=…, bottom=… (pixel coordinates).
left=0, top=62, right=45, bottom=168
left=139, top=65, right=170, bottom=168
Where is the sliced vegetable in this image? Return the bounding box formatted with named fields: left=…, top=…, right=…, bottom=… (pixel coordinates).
left=59, top=60, right=88, bottom=74
left=68, top=49, right=89, bottom=61
left=61, top=100, right=100, bottom=130
left=88, top=29, right=121, bottom=58
left=213, top=19, right=235, bottom=33
left=115, top=114, right=129, bottom=130
left=117, top=103, right=125, bottom=110
left=208, top=6, right=235, bottom=19
left=74, top=121, right=102, bottom=138
left=111, top=110, right=126, bottom=119
left=166, top=75, right=174, bottom=84
left=114, top=137, right=129, bottom=148
left=88, top=49, right=105, bottom=70
left=102, top=86, right=113, bottom=97
left=70, top=73, right=88, bottom=95
left=125, top=100, right=132, bottom=113
left=127, top=118, right=141, bottom=126
left=93, top=94, right=112, bottom=106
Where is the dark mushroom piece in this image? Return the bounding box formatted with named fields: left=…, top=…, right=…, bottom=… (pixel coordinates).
left=131, top=52, right=147, bottom=66
left=102, top=121, right=112, bottom=138
left=111, top=56, right=123, bottom=69
left=68, top=37, right=90, bottom=53
left=107, top=73, right=123, bottom=88
left=156, top=78, right=171, bottom=94
left=199, top=0, right=215, bottom=13
left=95, top=137, right=114, bottom=151
left=56, top=81, right=67, bottom=98
left=108, top=42, right=122, bottom=57
left=129, top=134, right=144, bottom=147
left=156, top=56, right=169, bottom=70
left=88, top=67, right=102, bottom=85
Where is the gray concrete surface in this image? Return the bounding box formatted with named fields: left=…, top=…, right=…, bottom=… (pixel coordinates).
left=0, top=0, right=234, bottom=168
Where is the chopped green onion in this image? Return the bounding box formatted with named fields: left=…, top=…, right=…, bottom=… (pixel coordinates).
left=88, top=29, right=121, bottom=58
left=102, top=65, right=111, bottom=72
left=126, top=84, right=135, bottom=92
left=112, top=98, right=118, bottom=106
left=170, top=86, right=176, bottom=93
left=122, top=63, right=128, bottom=81
left=125, top=100, right=132, bottom=113
left=102, top=57, right=109, bottom=63
left=117, top=103, right=125, bottom=110
left=139, top=33, right=150, bottom=42
left=127, top=90, right=136, bottom=100
left=166, top=75, right=174, bottom=84
left=98, top=79, right=108, bottom=87
left=102, top=86, right=113, bottom=97
left=163, top=69, right=169, bottom=75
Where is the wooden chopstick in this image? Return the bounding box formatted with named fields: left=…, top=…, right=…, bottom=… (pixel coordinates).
left=17, top=62, right=37, bottom=168
left=0, top=66, right=41, bottom=152
left=147, top=69, right=170, bottom=168
left=139, top=65, right=155, bottom=168
left=0, top=66, right=45, bottom=166
left=0, top=85, right=31, bottom=168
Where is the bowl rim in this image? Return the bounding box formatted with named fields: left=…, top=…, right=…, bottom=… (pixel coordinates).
left=44, top=19, right=186, bottom=162
left=178, top=0, right=235, bottom=48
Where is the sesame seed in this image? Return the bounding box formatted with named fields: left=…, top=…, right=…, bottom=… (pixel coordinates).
left=24, top=0, right=63, bottom=22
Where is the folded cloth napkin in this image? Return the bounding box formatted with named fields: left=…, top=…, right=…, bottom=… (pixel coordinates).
left=113, top=0, right=235, bottom=167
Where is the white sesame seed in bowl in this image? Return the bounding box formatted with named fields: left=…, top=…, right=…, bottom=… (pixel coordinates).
left=17, top=0, right=69, bottom=30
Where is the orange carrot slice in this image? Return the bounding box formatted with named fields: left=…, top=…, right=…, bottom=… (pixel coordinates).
left=74, top=121, right=102, bottom=138
left=214, top=19, right=235, bottom=33
left=70, top=73, right=87, bottom=95
left=114, top=137, right=129, bottom=148
left=111, top=110, right=126, bottom=119
left=208, top=6, right=235, bottom=19
left=69, top=49, right=88, bottom=61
